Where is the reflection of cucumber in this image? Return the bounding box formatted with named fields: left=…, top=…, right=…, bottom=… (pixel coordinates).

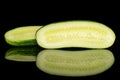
left=4, top=26, right=42, bottom=46
left=36, top=49, right=114, bottom=77
left=36, top=21, right=115, bottom=49
left=5, top=47, right=41, bottom=62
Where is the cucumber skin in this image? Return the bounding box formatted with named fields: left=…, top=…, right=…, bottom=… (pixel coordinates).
left=5, top=39, right=37, bottom=46
left=4, top=26, right=42, bottom=46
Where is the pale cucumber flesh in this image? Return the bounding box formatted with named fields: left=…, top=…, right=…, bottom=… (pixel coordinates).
left=36, top=21, right=115, bottom=48
left=36, top=49, right=114, bottom=76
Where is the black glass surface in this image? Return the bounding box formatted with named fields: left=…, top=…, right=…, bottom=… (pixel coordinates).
left=0, top=14, right=120, bottom=80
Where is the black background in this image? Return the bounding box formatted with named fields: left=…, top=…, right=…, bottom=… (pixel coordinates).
left=0, top=9, right=120, bottom=80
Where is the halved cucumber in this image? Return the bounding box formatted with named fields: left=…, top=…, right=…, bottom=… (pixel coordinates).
left=5, top=46, right=41, bottom=62
left=36, top=49, right=114, bottom=77
left=4, top=26, right=42, bottom=46
left=36, top=21, right=115, bottom=49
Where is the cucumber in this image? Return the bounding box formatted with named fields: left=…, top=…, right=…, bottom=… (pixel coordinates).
left=36, top=49, right=114, bottom=77
left=36, top=21, right=115, bottom=49
left=5, top=47, right=40, bottom=62
left=4, top=26, right=42, bottom=46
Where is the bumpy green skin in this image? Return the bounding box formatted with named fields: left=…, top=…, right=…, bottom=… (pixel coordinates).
left=36, top=20, right=116, bottom=49
left=5, top=39, right=37, bottom=46
left=36, top=49, right=115, bottom=77
left=5, top=47, right=41, bottom=62
left=4, top=26, right=42, bottom=46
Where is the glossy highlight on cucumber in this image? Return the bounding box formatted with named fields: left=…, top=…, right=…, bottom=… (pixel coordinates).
left=4, top=26, right=42, bottom=46
left=36, top=21, right=115, bottom=49
left=5, top=47, right=40, bottom=62
left=36, top=49, right=114, bottom=77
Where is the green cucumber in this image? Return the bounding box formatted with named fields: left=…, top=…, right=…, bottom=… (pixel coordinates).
left=4, top=26, right=42, bottom=46
left=36, top=49, right=114, bottom=76
left=36, top=21, right=115, bottom=49
left=5, top=47, right=40, bottom=62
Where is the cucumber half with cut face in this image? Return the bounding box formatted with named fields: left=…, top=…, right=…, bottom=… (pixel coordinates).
left=36, top=49, right=115, bottom=77
left=5, top=47, right=40, bottom=62
left=4, top=26, right=42, bottom=46
left=36, top=21, right=115, bottom=49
